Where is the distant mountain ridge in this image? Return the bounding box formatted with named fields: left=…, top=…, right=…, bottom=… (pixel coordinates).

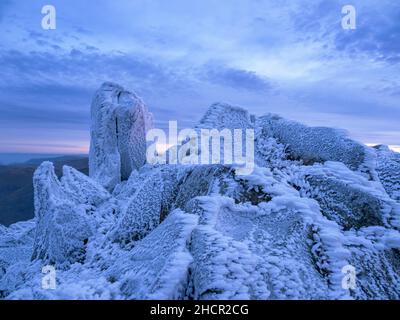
left=0, top=155, right=88, bottom=226
left=0, top=154, right=70, bottom=165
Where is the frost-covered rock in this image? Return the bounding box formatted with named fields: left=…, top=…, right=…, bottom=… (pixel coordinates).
left=1, top=84, right=399, bottom=300
left=89, top=82, right=153, bottom=190
left=255, top=134, right=288, bottom=169
left=111, top=170, right=163, bottom=245
left=61, top=166, right=111, bottom=207
left=344, top=226, right=400, bottom=299
left=257, top=114, right=372, bottom=172
left=196, top=103, right=254, bottom=130
left=374, top=145, right=400, bottom=201
left=112, top=170, right=140, bottom=200
left=31, top=162, right=94, bottom=267
left=0, top=221, right=35, bottom=287
left=291, top=162, right=400, bottom=230
left=186, top=194, right=350, bottom=299
left=174, top=165, right=228, bottom=209
left=107, top=210, right=198, bottom=299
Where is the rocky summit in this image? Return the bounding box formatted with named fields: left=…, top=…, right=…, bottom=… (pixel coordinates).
left=1, top=83, right=399, bottom=300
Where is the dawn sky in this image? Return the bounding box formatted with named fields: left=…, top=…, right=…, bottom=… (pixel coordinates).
left=0, top=0, right=399, bottom=154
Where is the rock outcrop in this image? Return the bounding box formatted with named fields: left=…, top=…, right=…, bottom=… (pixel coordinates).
left=256, top=114, right=373, bottom=173
left=89, top=82, right=153, bottom=191
left=0, top=83, right=399, bottom=300
left=31, top=162, right=94, bottom=268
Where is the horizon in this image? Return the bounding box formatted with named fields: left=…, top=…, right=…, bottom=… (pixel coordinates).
left=0, top=140, right=399, bottom=161
left=0, top=152, right=87, bottom=165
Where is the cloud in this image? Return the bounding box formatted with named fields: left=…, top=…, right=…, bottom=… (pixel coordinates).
left=0, top=0, right=399, bottom=153
left=333, top=1, right=400, bottom=63
left=204, top=64, right=272, bottom=92
left=0, top=49, right=178, bottom=91
left=0, top=0, right=12, bottom=21
left=289, top=0, right=400, bottom=64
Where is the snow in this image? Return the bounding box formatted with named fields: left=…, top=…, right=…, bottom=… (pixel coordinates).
left=61, top=165, right=111, bottom=207
left=194, top=103, right=255, bottom=170
left=196, top=103, right=254, bottom=131
left=111, top=170, right=163, bottom=245
left=257, top=114, right=371, bottom=172
left=1, top=82, right=399, bottom=300
left=31, top=162, right=94, bottom=268
left=290, top=161, right=400, bottom=230
left=374, top=145, right=400, bottom=201
left=108, top=210, right=198, bottom=299
left=0, top=221, right=35, bottom=282
left=89, top=82, right=153, bottom=191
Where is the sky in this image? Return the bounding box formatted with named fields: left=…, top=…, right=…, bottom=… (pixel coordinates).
left=0, top=0, right=399, bottom=154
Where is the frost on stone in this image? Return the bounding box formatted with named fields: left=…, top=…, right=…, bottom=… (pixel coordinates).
left=196, top=103, right=254, bottom=130
left=344, top=226, right=400, bottom=299
left=158, top=165, right=183, bottom=220
left=254, top=133, right=288, bottom=169
left=374, top=145, right=400, bottom=201
left=193, top=103, right=255, bottom=166
left=61, top=166, right=111, bottom=207
left=107, top=210, right=198, bottom=299
left=111, top=170, right=164, bottom=245
left=0, top=221, right=35, bottom=285
left=31, top=162, right=94, bottom=267
left=291, top=162, right=400, bottom=230
left=186, top=196, right=269, bottom=299
left=257, top=114, right=371, bottom=172
left=112, top=170, right=140, bottom=200
left=89, top=82, right=153, bottom=191
left=186, top=195, right=348, bottom=300
left=173, top=165, right=229, bottom=209
left=115, top=90, right=153, bottom=179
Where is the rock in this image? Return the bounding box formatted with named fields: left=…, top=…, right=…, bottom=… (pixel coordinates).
left=2, top=84, right=400, bottom=300
left=31, top=162, right=94, bottom=268
left=291, top=162, right=400, bottom=230
left=257, top=114, right=371, bottom=172
left=111, top=170, right=163, bottom=245
left=374, top=145, right=400, bottom=201
left=196, top=103, right=254, bottom=131
left=61, top=165, right=111, bottom=207
left=107, top=210, right=198, bottom=299
left=89, top=82, right=153, bottom=191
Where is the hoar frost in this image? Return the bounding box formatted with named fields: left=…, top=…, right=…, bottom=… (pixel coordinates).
left=1, top=82, right=399, bottom=300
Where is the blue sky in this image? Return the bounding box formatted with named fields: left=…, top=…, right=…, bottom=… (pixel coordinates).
left=0, top=0, right=399, bottom=154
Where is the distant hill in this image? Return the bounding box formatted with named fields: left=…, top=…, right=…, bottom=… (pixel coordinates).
left=0, top=153, right=63, bottom=165
left=0, top=155, right=88, bottom=226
